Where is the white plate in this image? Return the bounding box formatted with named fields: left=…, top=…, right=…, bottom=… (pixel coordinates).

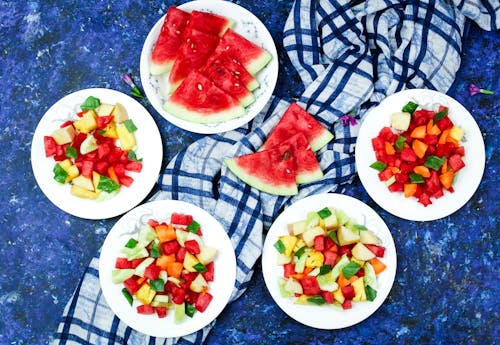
left=31, top=88, right=163, bottom=220
left=262, top=193, right=397, bottom=330
left=99, top=199, right=236, bottom=338
left=139, top=0, right=279, bottom=134
left=355, top=89, right=485, bottom=221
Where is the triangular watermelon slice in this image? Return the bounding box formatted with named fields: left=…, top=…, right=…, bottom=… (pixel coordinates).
left=186, top=10, right=234, bottom=36
left=260, top=102, right=334, bottom=152
left=201, top=61, right=255, bottom=107
left=163, top=70, right=245, bottom=124
left=150, top=7, right=191, bottom=75
left=275, top=133, right=323, bottom=184
left=225, top=145, right=298, bottom=196
left=205, top=52, right=260, bottom=91
left=168, top=28, right=220, bottom=92
left=214, top=29, right=272, bottom=75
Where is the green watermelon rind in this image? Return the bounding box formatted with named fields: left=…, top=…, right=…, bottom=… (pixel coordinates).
left=224, top=158, right=298, bottom=196
left=240, top=92, right=256, bottom=108
left=296, top=168, right=324, bottom=185
left=150, top=61, right=174, bottom=76
left=246, top=51, right=273, bottom=76
left=309, top=130, right=335, bottom=152
left=163, top=100, right=245, bottom=125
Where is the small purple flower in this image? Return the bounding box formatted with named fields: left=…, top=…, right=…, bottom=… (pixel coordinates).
left=340, top=110, right=357, bottom=126
left=122, top=73, right=144, bottom=98
left=468, top=83, right=494, bottom=96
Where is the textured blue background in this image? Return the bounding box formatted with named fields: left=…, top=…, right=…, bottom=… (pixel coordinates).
left=0, top=1, right=498, bottom=344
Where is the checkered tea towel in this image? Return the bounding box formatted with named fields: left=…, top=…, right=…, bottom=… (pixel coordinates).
left=53, top=0, right=498, bottom=344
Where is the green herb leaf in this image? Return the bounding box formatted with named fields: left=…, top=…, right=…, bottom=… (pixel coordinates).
left=394, top=136, right=406, bottom=151
left=124, top=238, right=138, bottom=249
left=307, top=295, right=326, bottom=305
left=409, top=173, right=425, bottom=184
left=121, top=288, right=133, bottom=306
left=128, top=150, right=142, bottom=162
left=65, top=146, right=78, bottom=159
left=97, top=175, right=120, bottom=193
left=319, top=264, right=332, bottom=275
left=317, top=207, right=332, bottom=219
left=370, top=161, right=387, bottom=172
left=294, top=246, right=306, bottom=258
left=353, top=224, right=368, bottom=231
left=150, top=278, right=165, bottom=292
left=150, top=241, right=161, bottom=258
left=185, top=303, right=196, bottom=318
left=124, top=119, right=138, bottom=133
left=342, top=261, right=361, bottom=279
left=80, top=96, right=100, bottom=110
left=274, top=239, right=286, bottom=254
left=365, top=285, right=377, bottom=301
left=424, top=155, right=446, bottom=171
left=402, top=101, right=418, bottom=114
left=98, top=129, right=106, bottom=135
left=186, top=220, right=200, bottom=233
left=53, top=163, right=68, bottom=183
left=193, top=263, right=207, bottom=273
left=433, top=108, right=448, bottom=124
left=328, top=230, right=339, bottom=245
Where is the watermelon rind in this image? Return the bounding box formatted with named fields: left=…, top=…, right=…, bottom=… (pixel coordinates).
left=296, top=167, right=324, bottom=185
left=225, top=158, right=298, bottom=196
left=164, top=100, right=245, bottom=125
left=309, top=130, right=334, bottom=152
left=245, top=50, right=273, bottom=76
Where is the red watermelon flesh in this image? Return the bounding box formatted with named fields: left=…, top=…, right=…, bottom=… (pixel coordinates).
left=205, top=52, right=260, bottom=91
left=201, top=60, right=255, bottom=107
left=163, top=70, right=245, bottom=124
left=150, top=7, right=191, bottom=75
left=225, top=145, right=298, bottom=196
left=168, top=28, right=220, bottom=92
left=214, top=29, right=272, bottom=75
left=274, top=133, right=323, bottom=184
left=186, top=10, right=234, bottom=36
left=260, top=102, right=334, bottom=152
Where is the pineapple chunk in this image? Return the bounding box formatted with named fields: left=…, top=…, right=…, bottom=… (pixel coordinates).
left=391, top=112, right=411, bottom=131
left=58, top=159, right=73, bottom=171
left=305, top=251, right=324, bottom=268
left=96, top=103, right=115, bottom=117
left=79, top=135, right=98, bottom=154
left=136, top=284, right=156, bottom=305
left=301, top=226, right=325, bottom=247
left=322, top=207, right=338, bottom=230
left=117, top=123, right=136, bottom=151
left=293, top=238, right=307, bottom=253
left=65, top=165, right=79, bottom=181
left=294, top=295, right=310, bottom=305
left=351, top=242, right=376, bottom=261
left=190, top=274, right=208, bottom=293
left=337, top=225, right=360, bottom=246
left=183, top=252, right=200, bottom=272
left=70, top=185, right=99, bottom=199
left=51, top=125, right=76, bottom=145
left=73, top=110, right=97, bottom=134
left=196, top=246, right=217, bottom=265
left=112, top=102, right=128, bottom=123
left=449, top=126, right=464, bottom=142
left=352, top=277, right=367, bottom=301
left=101, top=120, right=118, bottom=139
left=333, top=288, right=345, bottom=304
left=279, top=235, right=298, bottom=257
left=72, top=175, right=95, bottom=191
left=92, top=171, right=101, bottom=191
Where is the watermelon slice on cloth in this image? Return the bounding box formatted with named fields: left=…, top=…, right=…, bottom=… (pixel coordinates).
left=186, top=10, right=234, bottom=36
left=150, top=7, right=191, bottom=75
left=205, top=52, right=260, bottom=91
left=201, top=61, right=256, bottom=107
left=225, top=146, right=298, bottom=196
left=214, top=29, right=272, bottom=75
left=168, top=28, right=220, bottom=92
left=163, top=70, right=245, bottom=124
left=261, top=102, right=334, bottom=152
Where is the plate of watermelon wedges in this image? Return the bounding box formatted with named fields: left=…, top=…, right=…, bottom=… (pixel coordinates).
left=355, top=89, right=485, bottom=221
left=99, top=199, right=236, bottom=338
left=140, top=0, right=279, bottom=134
left=262, top=193, right=397, bottom=329
left=31, top=88, right=163, bottom=219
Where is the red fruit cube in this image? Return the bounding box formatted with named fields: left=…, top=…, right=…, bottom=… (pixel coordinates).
left=388, top=182, right=404, bottom=193
left=155, top=306, right=168, bottom=318
left=126, top=161, right=143, bottom=172
left=323, top=251, right=337, bottom=266
left=364, top=244, right=386, bottom=258
left=129, top=258, right=145, bottom=268
left=321, top=290, right=335, bottom=304
left=170, top=284, right=186, bottom=304
left=144, top=264, right=161, bottom=281
left=371, top=137, right=385, bottom=151
left=162, top=240, right=180, bottom=255
left=81, top=160, right=94, bottom=178
left=341, top=285, right=355, bottom=300
left=176, top=247, right=187, bottom=262
left=313, top=235, right=325, bottom=251
left=94, top=161, right=109, bottom=175
left=96, top=115, right=113, bottom=129
left=148, top=219, right=159, bottom=227
left=181, top=271, right=198, bottom=284
left=338, top=245, right=352, bottom=257
left=418, top=192, right=432, bottom=207
left=136, top=304, right=155, bottom=314
left=378, top=168, right=393, bottom=182
left=185, top=290, right=200, bottom=305
left=342, top=299, right=353, bottom=310
left=283, top=263, right=295, bottom=279
left=195, top=292, right=213, bottom=312
left=97, top=143, right=111, bottom=159
left=299, top=276, right=321, bottom=296
left=401, top=148, right=417, bottom=163
left=324, top=237, right=336, bottom=251
left=123, top=277, right=141, bottom=295
left=43, top=136, right=58, bottom=157
left=202, top=262, right=215, bottom=282
left=171, top=213, right=194, bottom=226
left=115, top=257, right=132, bottom=269
left=119, top=175, right=134, bottom=187
left=436, top=116, right=453, bottom=131
left=184, top=240, right=201, bottom=255
left=448, top=154, right=465, bottom=172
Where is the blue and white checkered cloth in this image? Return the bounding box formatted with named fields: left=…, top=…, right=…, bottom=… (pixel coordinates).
left=53, top=1, right=498, bottom=344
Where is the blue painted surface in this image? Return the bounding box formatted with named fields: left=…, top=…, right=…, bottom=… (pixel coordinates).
left=0, top=1, right=498, bottom=344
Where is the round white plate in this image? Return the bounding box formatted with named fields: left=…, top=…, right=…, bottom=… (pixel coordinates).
left=99, top=199, right=236, bottom=338
left=31, top=88, right=163, bottom=220
left=140, top=0, right=279, bottom=134
left=262, top=193, right=397, bottom=330
left=355, top=89, right=485, bottom=221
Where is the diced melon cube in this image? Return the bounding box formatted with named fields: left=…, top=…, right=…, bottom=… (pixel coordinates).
left=449, top=126, right=464, bottom=142
left=277, top=253, right=292, bottom=265
left=183, top=252, right=200, bottom=272
left=66, top=165, right=80, bottom=181
left=391, top=112, right=411, bottom=131
left=287, top=220, right=307, bottom=236
left=96, top=103, right=115, bottom=117
left=71, top=175, right=95, bottom=191
left=112, top=103, right=128, bottom=123
left=359, top=229, right=380, bottom=245
left=284, top=278, right=303, bottom=295
left=70, top=185, right=99, bottom=199
left=337, top=226, right=360, bottom=246
left=79, top=135, right=98, bottom=154
left=92, top=171, right=101, bottom=191
left=293, top=238, right=307, bottom=253
left=190, top=274, right=208, bottom=293
left=352, top=277, right=367, bottom=301
left=73, top=110, right=97, bottom=134
left=196, top=246, right=217, bottom=265
left=51, top=125, right=76, bottom=145
left=321, top=207, right=338, bottom=230
left=294, top=295, right=310, bottom=304
left=305, top=212, right=320, bottom=229
left=352, top=242, right=376, bottom=261
left=58, top=159, right=73, bottom=171
left=117, top=123, right=136, bottom=151
left=301, top=226, right=325, bottom=247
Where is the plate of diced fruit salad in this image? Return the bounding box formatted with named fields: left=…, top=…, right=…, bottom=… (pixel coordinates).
left=262, top=193, right=397, bottom=329
left=140, top=0, right=278, bottom=134
left=99, top=199, right=236, bottom=338
left=355, top=89, right=485, bottom=221
left=31, top=88, right=162, bottom=219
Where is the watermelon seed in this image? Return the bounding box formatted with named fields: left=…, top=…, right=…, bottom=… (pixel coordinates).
left=234, top=83, right=240, bottom=87
left=225, top=46, right=230, bottom=50
left=197, top=83, right=203, bottom=91
left=283, top=151, right=291, bottom=160
left=234, top=71, right=240, bottom=75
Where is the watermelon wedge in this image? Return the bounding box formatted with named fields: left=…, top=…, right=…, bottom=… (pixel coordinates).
left=186, top=10, right=234, bottom=36
left=205, top=52, right=260, bottom=91
left=214, top=29, right=272, bottom=75
left=201, top=61, right=255, bottom=107
left=225, top=146, right=298, bottom=196
left=150, top=7, right=191, bottom=75
left=276, top=133, right=323, bottom=184
left=168, top=28, right=220, bottom=92
left=261, top=103, right=334, bottom=152
left=163, top=70, right=245, bottom=124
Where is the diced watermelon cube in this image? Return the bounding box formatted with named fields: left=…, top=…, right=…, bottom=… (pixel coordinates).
left=378, top=168, right=393, bottom=182
left=418, top=192, right=432, bottom=207
left=96, top=115, right=113, bottom=129
left=395, top=173, right=409, bottom=184
left=184, top=240, right=201, bottom=255
left=413, top=109, right=434, bottom=126
left=115, top=257, right=132, bottom=269
left=453, top=146, right=465, bottom=156
left=342, top=299, right=353, bottom=309
left=72, top=132, right=88, bottom=151
left=155, top=306, right=168, bottom=318
left=181, top=271, right=198, bottom=284
left=176, top=247, right=187, bottom=262
left=371, top=137, right=385, bottom=151
left=423, top=135, right=438, bottom=145
left=321, top=290, right=335, bottom=304
left=378, top=127, right=396, bottom=143
left=119, top=175, right=134, bottom=187
left=44, top=136, right=58, bottom=157
left=195, top=292, right=213, bottom=312
left=144, top=264, right=161, bottom=281
left=148, top=219, right=159, bottom=227
left=399, top=162, right=414, bottom=174
left=401, top=148, right=417, bottom=162
left=299, top=276, right=321, bottom=296
left=171, top=213, right=194, bottom=225
left=388, top=182, right=404, bottom=193
left=126, top=161, right=143, bottom=172
left=356, top=268, right=365, bottom=277
left=364, top=244, right=386, bottom=257
left=136, top=304, right=155, bottom=314
left=162, top=240, right=180, bottom=255
left=130, top=258, right=145, bottom=268
left=283, top=263, right=295, bottom=279
left=114, top=163, right=126, bottom=177
left=338, top=245, right=352, bottom=257
left=323, top=251, right=337, bottom=266
left=123, top=277, right=141, bottom=295
left=324, top=237, right=336, bottom=251
left=436, top=116, right=453, bottom=131
left=81, top=160, right=94, bottom=178
left=341, top=285, right=355, bottom=300
left=202, top=262, right=215, bottom=282
left=313, top=235, right=325, bottom=252
left=185, top=290, right=200, bottom=305
left=97, top=143, right=111, bottom=159
left=435, top=143, right=455, bottom=157
left=170, top=284, right=186, bottom=304
left=448, top=154, right=465, bottom=172
left=94, top=161, right=109, bottom=175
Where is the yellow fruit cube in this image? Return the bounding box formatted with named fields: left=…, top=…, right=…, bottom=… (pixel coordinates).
left=66, top=165, right=79, bottom=181
left=352, top=277, right=367, bottom=302
left=305, top=251, right=324, bottom=268
left=51, top=125, right=76, bottom=145
left=70, top=185, right=99, bottom=199
left=101, top=121, right=118, bottom=139
left=279, top=235, right=298, bottom=257
left=449, top=126, right=464, bottom=142
left=117, top=123, right=136, bottom=151
left=135, top=284, right=156, bottom=305
left=333, top=288, right=345, bottom=304
left=112, top=103, right=129, bottom=123
left=73, top=110, right=97, bottom=134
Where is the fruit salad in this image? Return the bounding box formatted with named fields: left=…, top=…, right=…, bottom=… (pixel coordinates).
left=112, top=213, right=217, bottom=321
left=43, top=96, right=142, bottom=200
left=369, top=101, right=465, bottom=206
left=274, top=206, right=387, bottom=309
